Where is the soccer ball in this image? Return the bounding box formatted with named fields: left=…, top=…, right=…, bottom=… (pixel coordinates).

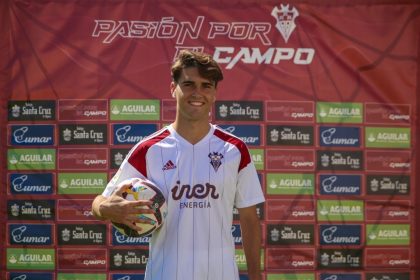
left=112, top=178, right=168, bottom=237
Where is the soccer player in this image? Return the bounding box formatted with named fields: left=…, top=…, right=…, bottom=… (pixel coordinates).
left=92, top=50, right=265, bottom=280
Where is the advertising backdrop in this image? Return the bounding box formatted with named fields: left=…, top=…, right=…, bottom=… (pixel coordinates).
left=1, top=0, right=420, bottom=279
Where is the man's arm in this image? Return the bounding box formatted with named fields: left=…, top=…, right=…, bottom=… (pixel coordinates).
left=238, top=205, right=262, bottom=280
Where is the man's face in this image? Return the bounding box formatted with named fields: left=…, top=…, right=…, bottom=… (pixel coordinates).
left=171, top=67, right=217, bottom=122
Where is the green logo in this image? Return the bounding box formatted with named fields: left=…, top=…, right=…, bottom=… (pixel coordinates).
left=317, top=200, right=364, bottom=221
left=266, top=173, right=314, bottom=195
left=267, top=273, right=315, bottom=280
left=8, top=149, right=56, bottom=170
left=235, top=249, right=264, bottom=270
left=110, top=99, right=160, bottom=120
left=317, top=102, right=363, bottom=123
left=365, top=127, right=410, bottom=148
left=250, top=149, right=264, bottom=170
left=58, top=173, right=108, bottom=194
left=57, top=273, right=107, bottom=280
left=7, top=248, right=55, bottom=270
left=366, top=224, right=410, bottom=245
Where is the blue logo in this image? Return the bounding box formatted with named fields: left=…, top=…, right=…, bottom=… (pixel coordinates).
left=319, top=224, right=361, bottom=245
left=112, top=274, right=145, bottom=280
left=10, top=125, right=54, bottom=146
left=113, top=124, right=158, bottom=145
left=219, top=125, right=261, bottom=146
left=9, top=224, right=53, bottom=245
left=9, top=272, right=54, bottom=280
left=111, top=227, right=150, bottom=246
left=320, top=273, right=362, bottom=280
left=319, top=126, right=360, bottom=147
left=9, top=173, right=54, bottom=195
left=319, top=174, right=361, bottom=195
left=231, top=224, right=242, bottom=245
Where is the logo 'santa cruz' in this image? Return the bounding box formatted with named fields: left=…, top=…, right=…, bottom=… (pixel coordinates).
left=171, top=181, right=219, bottom=200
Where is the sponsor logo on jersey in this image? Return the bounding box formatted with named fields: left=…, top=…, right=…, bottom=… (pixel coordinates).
left=319, top=174, right=361, bottom=195
left=8, top=224, right=53, bottom=245
left=110, top=100, right=160, bottom=120
left=219, top=124, right=261, bottom=146
left=9, top=173, right=54, bottom=195
left=113, top=124, right=158, bottom=145
left=7, top=248, right=55, bottom=270
left=317, top=200, right=364, bottom=222
left=57, top=248, right=107, bottom=270
left=267, top=224, right=314, bottom=245
left=8, top=200, right=55, bottom=220
left=111, top=227, right=151, bottom=246
left=317, top=151, right=363, bottom=171
left=9, top=125, right=55, bottom=146
left=365, top=127, right=410, bottom=148
left=57, top=224, right=106, bottom=245
left=318, top=126, right=360, bottom=147
left=266, top=173, right=314, bottom=195
left=8, top=100, right=55, bottom=121
left=319, top=224, right=361, bottom=245
left=215, top=101, right=263, bottom=121
left=162, top=160, right=177, bottom=171
left=316, top=102, right=363, bottom=123
left=267, top=125, right=313, bottom=146
left=109, top=249, right=148, bottom=270
left=318, top=249, right=362, bottom=269
left=172, top=181, right=219, bottom=209
left=59, top=124, right=107, bottom=145
left=58, top=99, right=108, bottom=121
left=8, top=149, right=56, bottom=170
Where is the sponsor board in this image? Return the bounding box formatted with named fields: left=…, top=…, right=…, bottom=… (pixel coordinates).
left=266, top=125, right=313, bottom=146
left=112, top=124, right=158, bottom=145
left=365, top=272, right=410, bottom=280
left=365, top=200, right=410, bottom=222
left=267, top=224, right=314, bottom=245
left=366, top=224, right=410, bottom=245
left=266, top=199, right=315, bottom=222
left=317, top=150, right=363, bottom=171
left=8, top=173, right=54, bottom=195
left=8, top=149, right=56, bottom=170
left=8, top=200, right=55, bottom=220
left=58, top=173, right=107, bottom=194
left=317, top=200, right=364, bottom=222
left=266, top=101, right=314, bottom=123
left=233, top=202, right=264, bottom=221
left=250, top=149, right=264, bottom=170
left=111, top=274, right=145, bottom=280
left=365, top=248, right=410, bottom=269
left=8, top=272, right=54, bottom=280
left=7, top=248, right=55, bottom=270
left=57, top=273, right=107, bottom=280
left=236, top=249, right=264, bottom=271
left=316, top=102, right=363, bottom=123
left=111, top=227, right=151, bottom=246
left=57, top=224, right=106, bottom=245
left=215, top=101, right=263, bottom=121
left=218, top=124, right=261, bottom=146
left=266, top=248, right=315, bottom=270
left=266, top=173, right=314, bottom=195
left=59, top=124, right=108, bottom=145
left=266, top=149, right=315, bottom=171
left=319, top=224, right=362, bottom=246
left=318, top=249, right=363, bottom=269
left=8, top=100, right=56, bottom=121
left=161, top=99, right=177, bottom=121
left=9, top=124, right=55, bottom=146
left=366, top=174, right=410, bottom=195
left=110, top=99, right=160, bottom=120
left=57, top=248, right=107, bottom=270
left=109, top=249, right=149, bottom=270
left=365, top=127, right=410, bottom=148
left=319, top=273, right=361, bottom=280
left=232, top=224, right=243, bottom=245
left=318, top=174, right=361, bottom=195
left=57, top=199, right=96, bottom=221
left=58, top=99, right=108, bottom=121
left=365, top=103, right=411, bottom=125
left=365, top=150, right=411, bottom=172
left=110, top=148, right=131, bottom=169
left=58, top=148, right=108, bottom=170
left=318, top=126, right=360, bottom=147
left=8, top=224, right=53, bottom=245
left=266, top=274, right=315, bottom=280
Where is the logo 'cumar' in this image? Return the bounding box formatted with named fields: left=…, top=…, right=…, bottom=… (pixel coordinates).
left=271, top=4, right=299, bottom=43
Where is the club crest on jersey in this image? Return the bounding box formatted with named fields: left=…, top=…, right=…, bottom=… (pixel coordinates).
left=208, top=152, right=224, bottom=172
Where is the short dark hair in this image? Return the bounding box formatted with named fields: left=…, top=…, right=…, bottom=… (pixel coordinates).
left=171, top=50, right=224, bottom=86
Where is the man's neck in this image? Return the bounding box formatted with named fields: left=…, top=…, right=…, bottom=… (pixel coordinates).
left=172, top=120, right=211, bottom=145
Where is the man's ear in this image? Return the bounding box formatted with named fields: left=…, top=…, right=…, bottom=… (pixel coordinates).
left=170, top=82, right=176, bottom=98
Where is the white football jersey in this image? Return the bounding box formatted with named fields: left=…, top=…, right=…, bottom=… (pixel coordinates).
left=103, top=124, right=265, bottom=280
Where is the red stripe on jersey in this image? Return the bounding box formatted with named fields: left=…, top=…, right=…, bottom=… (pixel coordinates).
left=128, top=129, right=171, bottom=177
left=213, top=128, right=251, bottom=172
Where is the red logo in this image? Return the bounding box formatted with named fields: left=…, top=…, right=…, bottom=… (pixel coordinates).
left=162, top=160, right=176, bottom=171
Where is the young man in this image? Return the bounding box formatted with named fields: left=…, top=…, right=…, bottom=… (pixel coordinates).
left=92, top=50, right=265, bottom=280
